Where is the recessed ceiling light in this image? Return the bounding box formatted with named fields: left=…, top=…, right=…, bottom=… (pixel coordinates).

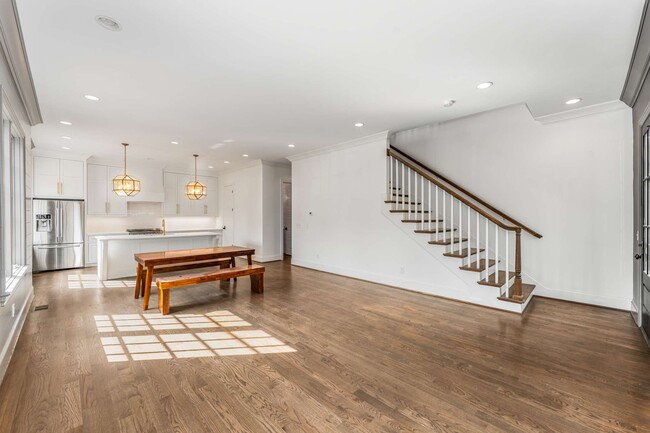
left=210, top=143, right=225, bottom=149
left=96, top=16, right=122, bottom=32
left=208, top=165, right=214, bottom=169
left=84, top=95, right=100, bottom=101
left=223, top=139, right=234, bottom=143
left=565, top=98, right=582, bottom=105
left=61, top=136, right=72, bottom=140
left=171, top=141, right=179, bottom=145
left=59, top=121, right=72, bottom=126
left=242, top=154, right=249, bottom=157
left=443, top=100, right=456, bottom=107
left=224, top=161, right=230, bottom=164
left=288, top=144, right=295, bottom=148
left=61, top=146, right=71, bottom=150
left=477, top=82, right=493, bottom=89
left=354, top=122, right=364, bottom=127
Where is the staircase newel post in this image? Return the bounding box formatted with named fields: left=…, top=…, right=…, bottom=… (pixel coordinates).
left=513, top=228, right=523, bottom=300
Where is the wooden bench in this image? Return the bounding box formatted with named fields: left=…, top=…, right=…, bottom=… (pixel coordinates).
left=134, top=258, right=232, bottom=299
left=155, top=264, right=265, bottom=315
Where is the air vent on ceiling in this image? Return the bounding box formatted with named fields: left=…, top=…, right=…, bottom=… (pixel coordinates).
left=96, top=16, right=122, bottom=32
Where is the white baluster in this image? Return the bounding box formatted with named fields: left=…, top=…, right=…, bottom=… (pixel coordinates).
left=386, top=155, right=391, bottom=200
left=401, top=162, right=405, bottom=210
left=485, top=218, right=489, bottom=272
left=428, top=181, right=432, bottom=230
left=442, top=191, right=446, bottom=244
left=495, top=227, right=499, bottom=285
left=408, top=167, right=411, bottom=219
left=476, top=215, right=480, bottom=269
left=450, top=196, right=454, bottom=253
left=421, top=176, right=425, bottom=226
left=458, top=201, right=462, bottom=255
left=505, top=231, right=510, bottom=296
left=467, top=206, right=471, bottom=267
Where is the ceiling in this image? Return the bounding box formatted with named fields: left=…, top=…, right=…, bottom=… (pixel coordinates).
left=16, top=0, right=644, bottom=172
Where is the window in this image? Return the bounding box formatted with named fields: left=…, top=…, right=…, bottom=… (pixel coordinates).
left=1, top=112, right=26, bottom=300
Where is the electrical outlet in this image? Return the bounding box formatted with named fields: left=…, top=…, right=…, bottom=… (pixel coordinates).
left=11, top=303, right=15, bottom=318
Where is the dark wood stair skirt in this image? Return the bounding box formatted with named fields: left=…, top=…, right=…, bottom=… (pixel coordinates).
left=443, top=248, right=484, bottom=259
left=497, top=283, right=535, bottom=304
left=459, top=259, right=497, bottom=272
left=478, top=270, right=516, bottom=287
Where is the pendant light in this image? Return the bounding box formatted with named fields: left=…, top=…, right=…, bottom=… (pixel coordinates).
left=185, top=154, right=207, bottom=200
left=112, top=143, right=140, bottom=196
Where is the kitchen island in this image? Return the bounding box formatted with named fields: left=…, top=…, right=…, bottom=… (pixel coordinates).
left=96, top=231, right=221, bottom=280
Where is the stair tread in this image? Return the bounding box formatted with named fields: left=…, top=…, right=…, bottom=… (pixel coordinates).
left=384, top=200, right=420, bottom=204
left=428, top=237, right=467, bottom=245
left=443, top=248, right=484, bottom=259
left=478, top=270, right=516, bottom=287
left=403, top=219, right=444, bottom=223
left=390, top=209, right=432, bottom=213
left=459, top=259, right=497, bottom=272
left=414, top=228, right=454, bottom=233
left=497, top=283, right=535, bottom=304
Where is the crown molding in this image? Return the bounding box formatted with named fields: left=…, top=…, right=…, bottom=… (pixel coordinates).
left=621, top=0, right=650, bottom=107
left=0, top=0, right=42, bottom=125
left=534, top=100, right=629, bottom=125
left=286, top=131, right=389, bottom=162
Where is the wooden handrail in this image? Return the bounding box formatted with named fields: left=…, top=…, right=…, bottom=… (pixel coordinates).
left=388, top=149, right=521, bottom=233
left=388, top=146, right=542, bottom=238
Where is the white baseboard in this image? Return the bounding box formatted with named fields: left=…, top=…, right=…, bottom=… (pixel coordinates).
left=631, top=300, right=641, bottom=325
left=291, top=258, right=525, bottom=313
left=0, top=284, right=34, bottom=386
left=253, top=254, right=284, bottom=263
left=534, top=285, right=631, bottom=310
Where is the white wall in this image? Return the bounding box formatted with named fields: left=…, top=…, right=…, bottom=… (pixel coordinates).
left=218, top=160, right=291, bottom=262
left=290, top=132, right=469, bottom=297
left=392, top=104, right=634, bottom=309
left=261, top=163, right=292, bottom=261
left=219, top=162, right=264, bottom=259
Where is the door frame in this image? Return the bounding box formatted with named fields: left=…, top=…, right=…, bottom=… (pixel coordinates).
left=281, top=179, right=292, bottom=256
left=634, top=108, right=650, bottom=343
left=221, top=184, right=234, bottom=246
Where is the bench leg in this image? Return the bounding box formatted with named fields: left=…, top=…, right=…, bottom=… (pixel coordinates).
left=143, top=266, right=154, bottom=310
left=231, top=257, right=237, bottom=281
left=250, top=273, right=264, bottom=294
left=134, top=263, right=143, bottom=299
left=158, top=286, right=170, bottom=315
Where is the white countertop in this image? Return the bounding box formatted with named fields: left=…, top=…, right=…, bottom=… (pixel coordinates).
left=94, top=231, right=221, bottom=241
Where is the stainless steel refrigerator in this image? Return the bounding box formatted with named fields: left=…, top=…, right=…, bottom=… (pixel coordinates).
left=33, top=199, right=85, bottom=272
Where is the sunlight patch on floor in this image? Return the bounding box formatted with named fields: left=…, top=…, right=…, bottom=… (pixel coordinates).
left=93, top=311, right=252, bottom=333
left=96, top=310, right=295, bottom=362
left=68, top=274, right=136, bottom=289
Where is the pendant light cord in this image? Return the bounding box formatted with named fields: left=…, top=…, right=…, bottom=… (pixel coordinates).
left=194, top=154, right=199, bottom=181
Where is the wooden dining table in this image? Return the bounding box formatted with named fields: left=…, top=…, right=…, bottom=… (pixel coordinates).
left=134, top=246, right=255, bottom=310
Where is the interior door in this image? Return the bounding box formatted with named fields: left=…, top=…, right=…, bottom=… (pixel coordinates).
left=282, top=181, right=292, bottom=255
left=641, top=128, right=650, bottom=340
left=222, top=184, right=234, bottom=246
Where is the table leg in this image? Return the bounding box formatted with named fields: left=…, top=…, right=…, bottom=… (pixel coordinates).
left=143, top=266, right=154, bottom=310
left=231, top=257, right=237, bottom=281
left=134, top=263, right=143, bottom=299
left=140, top=271, right=146, bottom=297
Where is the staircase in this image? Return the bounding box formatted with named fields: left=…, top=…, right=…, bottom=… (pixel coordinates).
left=385, top=146, right=542, bottom=311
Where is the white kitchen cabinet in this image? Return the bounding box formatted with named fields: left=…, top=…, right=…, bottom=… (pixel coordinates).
left=86, top=235, right=98, bottom=265
left=87, top=164, right=127, bottom=215
left=164, top=171, right=218, bottom=216
left=33, top=156, right=84, bottom=199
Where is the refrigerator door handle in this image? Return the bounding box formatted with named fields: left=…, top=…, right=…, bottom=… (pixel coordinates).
left=36, top=245, right=77, bottom=249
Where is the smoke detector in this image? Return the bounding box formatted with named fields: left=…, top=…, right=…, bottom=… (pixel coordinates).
left=96, top=16, right=122, bottom=32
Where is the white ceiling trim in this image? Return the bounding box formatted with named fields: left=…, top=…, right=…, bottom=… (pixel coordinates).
left=0, top=0, right=41, bottom=125
left=534, top=100, right=629, bottom=125
left=287, top=131, right=389, bottom=162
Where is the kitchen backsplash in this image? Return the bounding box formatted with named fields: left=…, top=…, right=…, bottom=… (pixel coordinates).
left=86, top=201, right=221, bottom=234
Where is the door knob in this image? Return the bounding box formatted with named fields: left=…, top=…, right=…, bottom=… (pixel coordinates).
left=284, top=227, right=288, bottom=231
left=223, top=226, right=226, bottom=230
left=635, top=254, right=643, bottom=260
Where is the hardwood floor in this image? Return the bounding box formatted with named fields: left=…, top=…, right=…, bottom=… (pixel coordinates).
left=0, top=258, right=649, bottom=432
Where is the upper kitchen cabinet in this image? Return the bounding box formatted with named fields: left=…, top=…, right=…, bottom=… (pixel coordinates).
left=33, top=156, right=84, bottom=199
left=87, top=164, right=127, bottom=215
left=163, top=171, right=218, bottom=216
left=126, top=165, right=164, bottom=203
